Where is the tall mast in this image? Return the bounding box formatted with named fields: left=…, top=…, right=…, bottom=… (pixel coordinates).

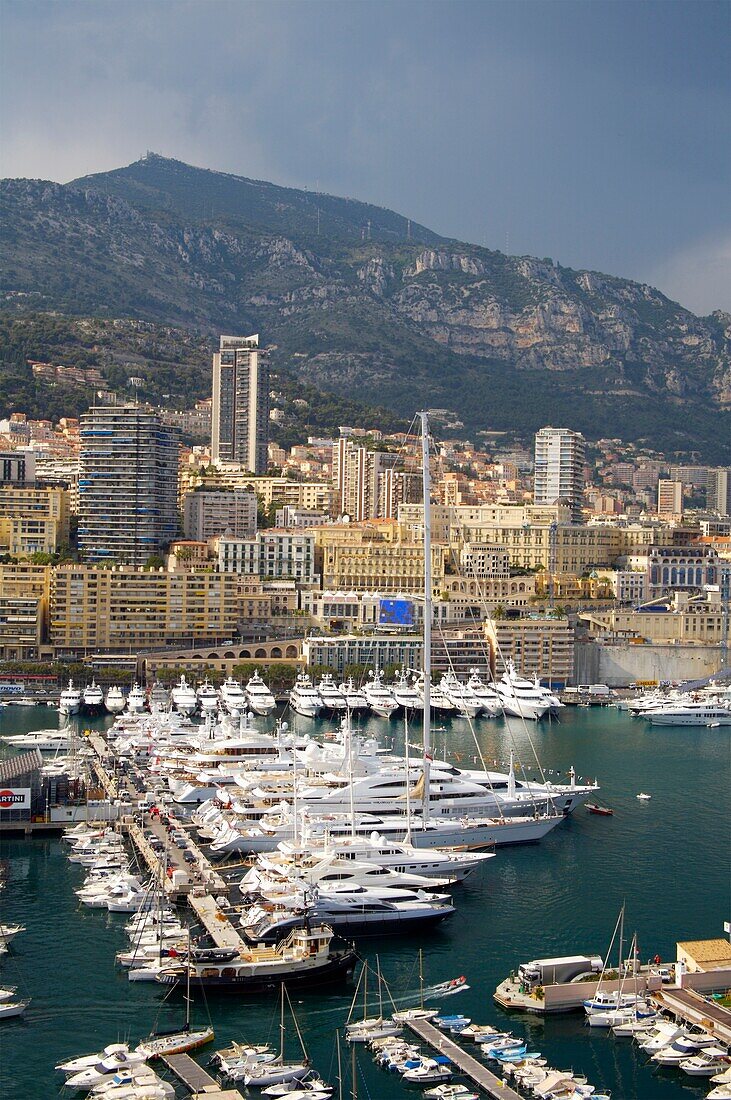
left=420, top=410, right=432, bottom=826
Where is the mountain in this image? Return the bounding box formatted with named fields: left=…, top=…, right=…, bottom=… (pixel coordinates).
left=2, top=153, right=730, bottom=460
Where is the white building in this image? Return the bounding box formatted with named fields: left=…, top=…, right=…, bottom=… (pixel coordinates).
left=211, top=334, right=270, bottom=473
left=217, top=529, right=316, bottom=583
left=533, top=426, right=586, bottom=523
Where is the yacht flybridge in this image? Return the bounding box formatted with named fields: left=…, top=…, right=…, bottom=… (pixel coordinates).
left=220, top=677, right=248, bottom=714
left=171, top=675, right=198, bottom=716
left=364, top=669, right=399, bottom=717
left=244, top=672, right=277, bottom=715
left=289, top=672, right=324, bottom=718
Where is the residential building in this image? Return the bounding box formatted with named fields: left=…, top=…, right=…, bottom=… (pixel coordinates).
left=533, top=427, right=586, bottom=523
left=332, top=431, right=401, bottom=520
left=49, top=565, right=241, bottom=655
left=459, top=544, right=511, bottom=579
left=0, top=486, right=70, bottom=556
left=657, top=479, right=683, bottom=516
left=0, top=450, right=36, bottom=485
left=183, top=488, right=257, bottom=542
left=487, top=615, right=575, bottom=687
left=78, top=405, right=179, bottom=565
left=579, top=590, right=725, bottom=645
left=319, top=537, right=445, bottom=595
left=706, top=467, right=731, bottom=517
left=0, top=596, right=44, bottom=660
left=274, top=506, right=329, bottom=528
left=216, top=530, right=316, bottom=583
left=211, top=334, right=269, bottom=472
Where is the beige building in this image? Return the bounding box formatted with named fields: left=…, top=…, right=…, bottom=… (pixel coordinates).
left=0, top=596, right=44, bottom=659
left=0, top=486, right=70, bottom=556
left=487, top=615, right=575, bottom=686
left=319, top=535, right=445, bottom=595
left=184, top=470, right=335, bottom=514
left=50, top=565, right=241, bottom=655
left=579, top=591, right=725, bottom=644
left=657, top=479, right=683, bottom=517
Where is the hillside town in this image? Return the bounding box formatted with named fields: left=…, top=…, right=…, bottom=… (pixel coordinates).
left=1, top=333, right=729, bottom=695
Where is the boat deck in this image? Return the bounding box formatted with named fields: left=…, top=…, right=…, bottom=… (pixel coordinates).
left=161, top=1052, right=244, bottom=1098
left=404, top=1017, right=523, bottom=1100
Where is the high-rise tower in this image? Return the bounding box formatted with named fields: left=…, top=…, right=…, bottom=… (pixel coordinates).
left=533, top=426, right=586, bottom=523
left=211, top=335, right=270, bottom=473
left=78, top=404, right=179, bottom=564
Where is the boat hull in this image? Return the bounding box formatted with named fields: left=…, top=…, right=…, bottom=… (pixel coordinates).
left=158, top=951, right=357, bottom=992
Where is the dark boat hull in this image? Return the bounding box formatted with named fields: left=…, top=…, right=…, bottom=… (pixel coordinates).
left=159, top=950, right=357, bottom=993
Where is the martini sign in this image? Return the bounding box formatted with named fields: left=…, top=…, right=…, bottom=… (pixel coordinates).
left=0, top=787, right=31, bottom=811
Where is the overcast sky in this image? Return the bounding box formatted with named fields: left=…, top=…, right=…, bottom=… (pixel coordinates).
left=2, top=0, right=729, bottom=314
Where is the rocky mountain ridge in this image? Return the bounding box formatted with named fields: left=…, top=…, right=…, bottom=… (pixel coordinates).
left=1, top=155, right=729, bottom=458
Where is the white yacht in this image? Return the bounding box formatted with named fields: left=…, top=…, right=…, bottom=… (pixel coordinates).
left=646, top=699, right=731, bottom=726
left=126, top=683, right=147, bottom=714
left=220, top=677, right=248, bottom=715
left=390, top=670, right=424, bottom=712
left=289, top=672, right=323, bottom=718
left=197, top=679, right=219, bottom=712
left=244, top=672, right=277, bottom=716
left=317, top=674, right=347, bottom=714
left=465, top=670, right=503, bottom=717
left=415, top=675, right=455, bottom=717
left=340, top=677, right=369, bottom=713
left=149, top=681, right=170, bottom=711
left=83, top=679, right=105, bottom=716
left=496, top=662, right=551, bottom=720
left=439, top=671, right=482, bottom=718
left=59, top=679, right=82, bottom=716
left=364, top=669, right=398, bottom=718
left=171, top=675, right=198, bottom=716
left=105, top=685, right=125, bottom=713
left=0, top=729, right=73, bottom=752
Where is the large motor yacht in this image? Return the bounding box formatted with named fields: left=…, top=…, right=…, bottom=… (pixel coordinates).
left=390, top=670, right=424, bottom=712
left=59, top=679, right=82, bottom=716
left=439, top=671, right=482, bottom=718
left=363, top=669, right=398, bottom=718
left=289, top=672, right=323, bottom=718
left=317, top=674, right=347, bottom=714
left=126, top=683, right=148, bottom=714
left=244, top=672, right=277, bottom=716
left=171, top=675, right=198, bottom=716
left=82, top=680, right=105, bottom=716
left=105, top=685, right=125, bottom=713
left=196, top=679, right=220, bottom=713
left=496, top=662, right=551, bottom=720
left=220, top=677, right=248, bottom=715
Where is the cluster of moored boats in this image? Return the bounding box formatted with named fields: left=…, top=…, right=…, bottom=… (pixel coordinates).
left=0, top=922, right=29, bottom=1021
left=626, top=684, right=731, bottom=727
left=50, top=660, right=565, bottom=723
left=360, top=1007, right=612, bottom=1098
left=585, top=992, right=731, bottom=1096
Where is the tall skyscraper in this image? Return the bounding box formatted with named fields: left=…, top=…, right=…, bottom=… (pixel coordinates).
left=706, top=467, right=731, bottom=517
left=657, top=479, right=683, bottom=516
left=211, top=334, right=270, bottom=473
left=78, top=405, right=179, bottom=564
left=533, top=426, right=586, bottom=523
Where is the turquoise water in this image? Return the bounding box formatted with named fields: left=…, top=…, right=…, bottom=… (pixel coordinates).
left=0, top=703, right=729, bottom=1099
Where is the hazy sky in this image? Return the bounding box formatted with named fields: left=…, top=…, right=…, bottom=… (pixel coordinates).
left=2, top=0, right=729, bottom=314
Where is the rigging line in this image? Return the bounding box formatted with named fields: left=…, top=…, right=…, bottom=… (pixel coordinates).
left=444, top=538, right=555, bottom=793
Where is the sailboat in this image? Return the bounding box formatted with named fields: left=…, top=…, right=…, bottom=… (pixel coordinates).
left=583, top=906, right=645, bottom=1016
left=229, top=987, right=311, bottom=1087
left=345, top=959, right=401, bottom=1043
left=142, top=930, right=214, bottom=1057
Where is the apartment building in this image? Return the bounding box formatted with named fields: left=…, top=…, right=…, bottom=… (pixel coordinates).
left=534, top=427, right=586, bottom=523
left=216, top=530, right=317, bottom=583
left=487, top=615, right=575, bottom=686
left=49, top=565, right=240, bottom=654
left=78, top=405, right=179, bottom=565
left=183, top=488, right=257, bottom=541
left=211, top=334, right=269, bottom=472
left=0, top=486, right=70, bottom=556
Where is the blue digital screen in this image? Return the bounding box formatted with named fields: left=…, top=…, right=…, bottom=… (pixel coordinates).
left=378, top=598, right=415, bottom=627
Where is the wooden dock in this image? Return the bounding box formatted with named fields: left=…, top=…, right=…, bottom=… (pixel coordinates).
left=161, top=1052, right=244, bottom=1098
left=405, top=1017, right=523, bottom=1100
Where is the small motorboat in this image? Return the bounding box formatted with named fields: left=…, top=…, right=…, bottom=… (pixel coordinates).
left=0, top=999, right=29, bottom=1019
left=586, top=803, right=614, bottom=816
left=636, top=792, right=652, bottom=800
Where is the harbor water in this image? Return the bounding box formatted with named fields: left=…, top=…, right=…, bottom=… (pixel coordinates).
left=0, top=702, right=729, bottom=1099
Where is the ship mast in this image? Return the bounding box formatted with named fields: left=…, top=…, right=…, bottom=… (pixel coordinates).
left=420, top=410, right=432, bottom=827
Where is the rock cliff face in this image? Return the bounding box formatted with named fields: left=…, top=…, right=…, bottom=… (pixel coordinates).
left=1, top=155, right=729, bottom=457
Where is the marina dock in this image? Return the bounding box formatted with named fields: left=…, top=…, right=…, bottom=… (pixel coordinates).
left=187, top=893, right=246, bottom=951
left=161, top=1053, right=244, bottom=1099
left=653, top=987, right=731, bottom=1045
left=405, top=1017, right=523, bottom=1100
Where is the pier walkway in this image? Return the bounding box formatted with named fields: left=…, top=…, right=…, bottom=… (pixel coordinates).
left=653, top=987, right=731, bottom=1045
left=187, top=893, right=246, bottom=952
left=161, top=1053, right=243, bottom=1098
left=405, top=1018, right=523, bottom=1100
